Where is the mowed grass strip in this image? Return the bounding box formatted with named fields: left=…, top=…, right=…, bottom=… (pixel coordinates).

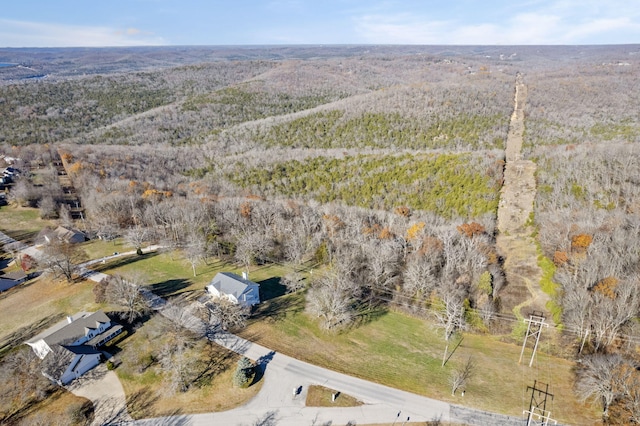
left=305, top=385, right=363, bottom=407
left=240, top=293, right=598, bottom=424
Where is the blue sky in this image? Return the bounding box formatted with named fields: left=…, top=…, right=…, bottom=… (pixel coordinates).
left=1, top=0, right=639, bottom=47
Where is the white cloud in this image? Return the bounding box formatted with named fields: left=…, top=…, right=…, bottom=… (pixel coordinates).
left=0, top=19, right=166, bottom=47
left=354, top=4, right=640, bottom=45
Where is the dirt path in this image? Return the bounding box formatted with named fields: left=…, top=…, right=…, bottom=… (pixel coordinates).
left=496, top=75, right=551, bottom=319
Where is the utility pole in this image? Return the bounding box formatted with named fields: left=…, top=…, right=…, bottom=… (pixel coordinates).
left=519, top=311, right=548, bottom=367
left=524, top=380, right=556, bottom=426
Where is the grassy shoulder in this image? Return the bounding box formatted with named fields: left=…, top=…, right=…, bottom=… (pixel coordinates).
left=305, top=385, right=363, bottom=407
left=239, top=292, right=598, bottom=424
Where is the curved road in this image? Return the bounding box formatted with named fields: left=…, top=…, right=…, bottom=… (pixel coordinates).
left=133, top=331, right=452, bottom=426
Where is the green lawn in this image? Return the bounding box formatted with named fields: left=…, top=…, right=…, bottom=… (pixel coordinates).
left=0, top=205, right=55, bottom=243
left=95, top=251, right=292, bottom=299
left=78, top=238, right=128, bottom=260
left=239, top=293, right=598, bottom=424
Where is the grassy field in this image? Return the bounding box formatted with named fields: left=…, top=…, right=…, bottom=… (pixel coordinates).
left=78, top=237, right=128, bottom=260
left=95, top=251, right=292, bottom=299
left=239, top=293, right=598, bottom=424
left=3, top=385, right=93, bottom=426
left=0, top=205, right=56, bottom=243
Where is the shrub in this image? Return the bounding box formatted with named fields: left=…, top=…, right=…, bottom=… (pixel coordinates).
left=552, top=251, right=568, bottom=266
left=457, top=222, right=486, bottom=238
left=571, top=234, right=593, bottom=251
left=232, top=357, right=255, bottom=388
left=477, top=271, right=493, bottom=296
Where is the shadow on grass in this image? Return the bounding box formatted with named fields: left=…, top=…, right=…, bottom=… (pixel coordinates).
left=149, top=278, right=191, bottom=298
left=443, top=335, right=464, bottom=366
left=90, top=252, right=159, bottom=273
left=126, top=386, right=160, bottom=419
left=102, top=311, right=155, bottom=359
left=351, top=301, right=389, bottom=328
left=192, top=342, right=236, bottom=389
left=258, top=277, right=286, bottom=301
left=252, top=292, right=305, bottom=323
left=4, top=229, right=39, bottom=244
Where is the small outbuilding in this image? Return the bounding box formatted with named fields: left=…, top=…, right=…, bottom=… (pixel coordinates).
left=206, top=272, right=260, bottom=307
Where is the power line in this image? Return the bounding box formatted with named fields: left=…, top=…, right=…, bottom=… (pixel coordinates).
left=262, top=255, right=640, bottom=346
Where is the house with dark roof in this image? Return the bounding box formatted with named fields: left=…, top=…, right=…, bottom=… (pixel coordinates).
left=0, top=270, right=27, bottom=292
left=205, top=272, right=260, bottom=307
left=25, top=311, right=122, bottom=385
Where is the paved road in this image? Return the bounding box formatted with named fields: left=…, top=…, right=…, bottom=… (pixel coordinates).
left=129, top=330, right=451, bottom=426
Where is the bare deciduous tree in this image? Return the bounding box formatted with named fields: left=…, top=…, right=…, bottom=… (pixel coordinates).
left=433, top=290, right=467, bottom=367
left=40, top=345, right=74, bottom=385
left=575, top=353, right=624, bottom=420
left=40, top=239, right=88, bottom=282
left=182, top=231, right=207, bottom=277
left=281, top=271, right=306, bottom=293
left=104, top=274, right=149, bottom=323
left=205, top=298, right=250, bottom=332
left=450, top=356, right=476, bottom=396
left=306, top=272, right=355, bottom=331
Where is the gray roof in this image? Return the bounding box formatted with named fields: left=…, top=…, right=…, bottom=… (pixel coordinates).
left=208, top=272, right=258, bottom=299
left=54, top=226, right=84, bottom=243
left=2, top=270, right=26, bottom=281
left=26, top=311, right=112, bottom=346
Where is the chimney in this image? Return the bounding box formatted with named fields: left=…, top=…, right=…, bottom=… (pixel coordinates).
left=242, top=271, right=248, bottom=280
left=66, top=316, right=73, bottom=324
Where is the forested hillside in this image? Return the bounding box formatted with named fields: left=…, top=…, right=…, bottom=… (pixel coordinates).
left=1, top=44, right=639, bottom=424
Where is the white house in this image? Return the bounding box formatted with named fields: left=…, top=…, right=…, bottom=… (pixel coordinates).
left=206, top=272, right=260, bottom=307
left=25, top=311, right=122, bottom=385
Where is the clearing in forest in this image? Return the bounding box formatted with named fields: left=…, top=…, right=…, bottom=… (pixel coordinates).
left=496, top=76, right=551, bottom=319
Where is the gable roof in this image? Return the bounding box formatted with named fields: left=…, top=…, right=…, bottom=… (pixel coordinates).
left=26, top=311, right=112, bottom=347
left=53, top=226, right=84, bottom=243
left=208, top=272, right=258, bottom=299
left=2, top=270, right=26, bottom=281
